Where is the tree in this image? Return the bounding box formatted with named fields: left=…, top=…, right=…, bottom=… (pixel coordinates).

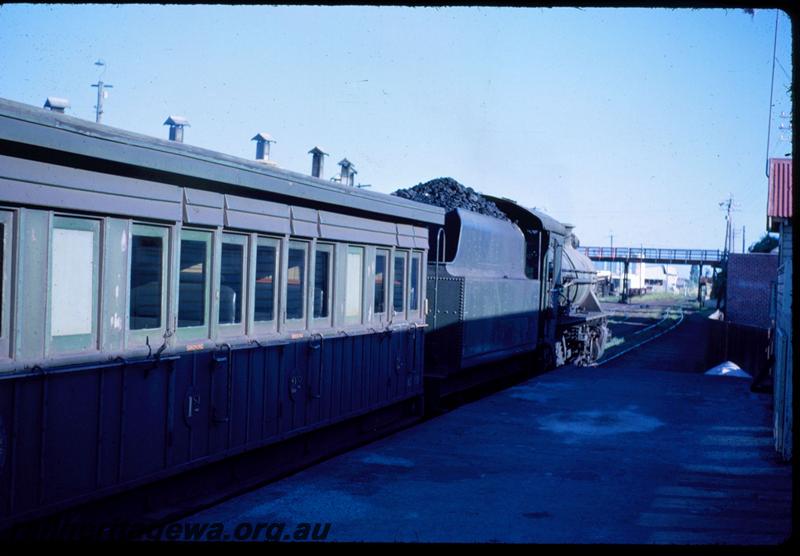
left=690, top=264, right=700, bottom=286
left=749, top=233, right=779, bottom=253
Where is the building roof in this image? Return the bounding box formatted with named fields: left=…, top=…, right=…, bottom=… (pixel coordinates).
left=767, top=158, right=792, bottom=227
left=645, top=265, right=677, bottom=279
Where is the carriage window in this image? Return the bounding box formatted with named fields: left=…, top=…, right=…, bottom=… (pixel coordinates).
left=0, top=212, right=11, bottom=347
left=374, top=249, right=388, bottom=314
left=50, top=216, right=99, bottom=352
left=254, top=238, right=278, bottom=323
left=178, top=230, right=212, bottom=328
left=313, top=244, right=333, bottom=320
left=409, top=253, right=421, bottom=312
left=0, top=220, right=4, bottom=339
left=393, top=252, right=407, bottom=315
left=286, top=242, right=307, bottom=321
left=129, top=225, right=167, bottom=331
left=220, top=234, right=246, bottom=325
left=345, top=246, right=364, bottom=323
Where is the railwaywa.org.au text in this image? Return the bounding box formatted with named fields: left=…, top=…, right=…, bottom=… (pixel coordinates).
left=27, top=521, right=332, bottom=542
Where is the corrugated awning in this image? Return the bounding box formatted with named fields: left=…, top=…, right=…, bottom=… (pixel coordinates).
left=768, top=158, right=792, bottom=220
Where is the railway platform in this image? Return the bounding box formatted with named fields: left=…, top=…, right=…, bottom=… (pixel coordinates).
left=177, top=311, right=792, bottom=544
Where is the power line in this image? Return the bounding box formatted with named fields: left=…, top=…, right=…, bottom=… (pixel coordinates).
left=764, top=9, right=779, bottom=178
left=774, top=56, right=791, bottom=82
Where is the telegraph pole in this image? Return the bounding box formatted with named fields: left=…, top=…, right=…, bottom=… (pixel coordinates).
left=742, top=226, right=746, bottom=253
left=91, top=60, right=113, bottom=124
left=717, top=194, right=739, bottom=311
left=719, top=194, right=738, bottom=256
left=609, top=230, right=614, bottom=273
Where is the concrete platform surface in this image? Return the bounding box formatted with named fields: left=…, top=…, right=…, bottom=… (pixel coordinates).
left=179, top=346, right=792, bottom=543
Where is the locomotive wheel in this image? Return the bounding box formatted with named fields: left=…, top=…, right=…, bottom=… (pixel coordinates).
left=590, top=334, right=605, bottom=362
left=590, top=337, right=600, bottom=361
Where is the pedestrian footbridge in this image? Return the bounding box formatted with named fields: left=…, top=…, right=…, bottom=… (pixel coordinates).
left=580, top=247, right=725, bottom=267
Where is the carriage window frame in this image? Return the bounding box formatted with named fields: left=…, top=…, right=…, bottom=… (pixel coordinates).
left=311, top=242, right=334, bottom=328
left=252, top=236, right=280, bottom=334
left=218, top=232, right=248, bottom=335
left=127, top=223, right=169, bottom=346
left=373, top=248, right=389, bottom=321
left=0, top=210, right=13, bottom=358
left=176, top=228, right=213, bottom=341
left=409, top=251, right=422, bottom=317
left=344, top=245, right=365, bottom=325
left=284, top=240, right=309, bottom=330
left=392, top=250, right=408, bottom=321
left=47, top=215, right=101, bottom=355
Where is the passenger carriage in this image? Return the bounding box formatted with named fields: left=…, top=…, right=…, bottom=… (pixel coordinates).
left=0, top=97, right=441, bottom=529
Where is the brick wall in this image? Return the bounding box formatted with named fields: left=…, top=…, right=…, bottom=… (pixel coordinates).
left=725, top=253, right=779, bottom=329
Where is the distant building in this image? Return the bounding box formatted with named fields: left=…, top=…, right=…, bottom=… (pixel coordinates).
left=766, top=157, right=792, bottom=461
left=594, top=269, right=614, bottom=296
left=698, top=275, right=713, bottom=300
left=644, top=264, right=678, bottom=293
left=725, top=253, right=779, bottom=329
left=610, top=259, right=647, bottom=295
left=675, top=276, right=691, bottom=296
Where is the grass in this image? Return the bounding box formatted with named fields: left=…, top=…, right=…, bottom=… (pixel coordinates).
left=604, top=336, right=625, bottom=349
left=599, top=291, right=697, bottom=304
left=634, top=291, right=692, bottom=303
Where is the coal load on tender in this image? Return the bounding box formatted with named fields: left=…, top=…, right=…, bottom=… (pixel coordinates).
left=392, top=177, right=509, bottom=221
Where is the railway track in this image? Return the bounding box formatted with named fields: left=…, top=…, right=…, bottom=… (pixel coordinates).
left=595, top=299, right=699, bottom=367
left=596, top=307, right=684, bottom=366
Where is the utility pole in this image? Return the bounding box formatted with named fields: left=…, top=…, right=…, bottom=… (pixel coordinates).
left=719, top=194, right=739, bottom=256
left=742, top=226, right=746, bottom=254
left=91, top=60, right=113, bottom=124
left=716, top=194, right=739, bottom=311
left=609, top=230, right=614, bottom=273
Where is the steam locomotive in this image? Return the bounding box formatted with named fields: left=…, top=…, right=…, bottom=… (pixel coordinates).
left=423, top=200, right=608, bottom=401
left=0, top=96, right=606, bottom=532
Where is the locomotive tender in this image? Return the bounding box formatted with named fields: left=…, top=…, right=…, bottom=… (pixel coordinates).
left=0, top=96, right=606, bottom=530
left=425, top=200, right=607, bottom=400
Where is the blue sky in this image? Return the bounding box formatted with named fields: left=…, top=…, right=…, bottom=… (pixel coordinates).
left=0, top=5, right=792, bottom=256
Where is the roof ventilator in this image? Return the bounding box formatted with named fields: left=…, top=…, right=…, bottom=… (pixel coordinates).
left=308, top=146, right=328, bottom=178
left=43, top=97, right=70, bottom=113
left=164, top=116, right=189, bottom=142
left=338, top=158, right=357, bottom=187
left=252, top=132, right=277, bottom=166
